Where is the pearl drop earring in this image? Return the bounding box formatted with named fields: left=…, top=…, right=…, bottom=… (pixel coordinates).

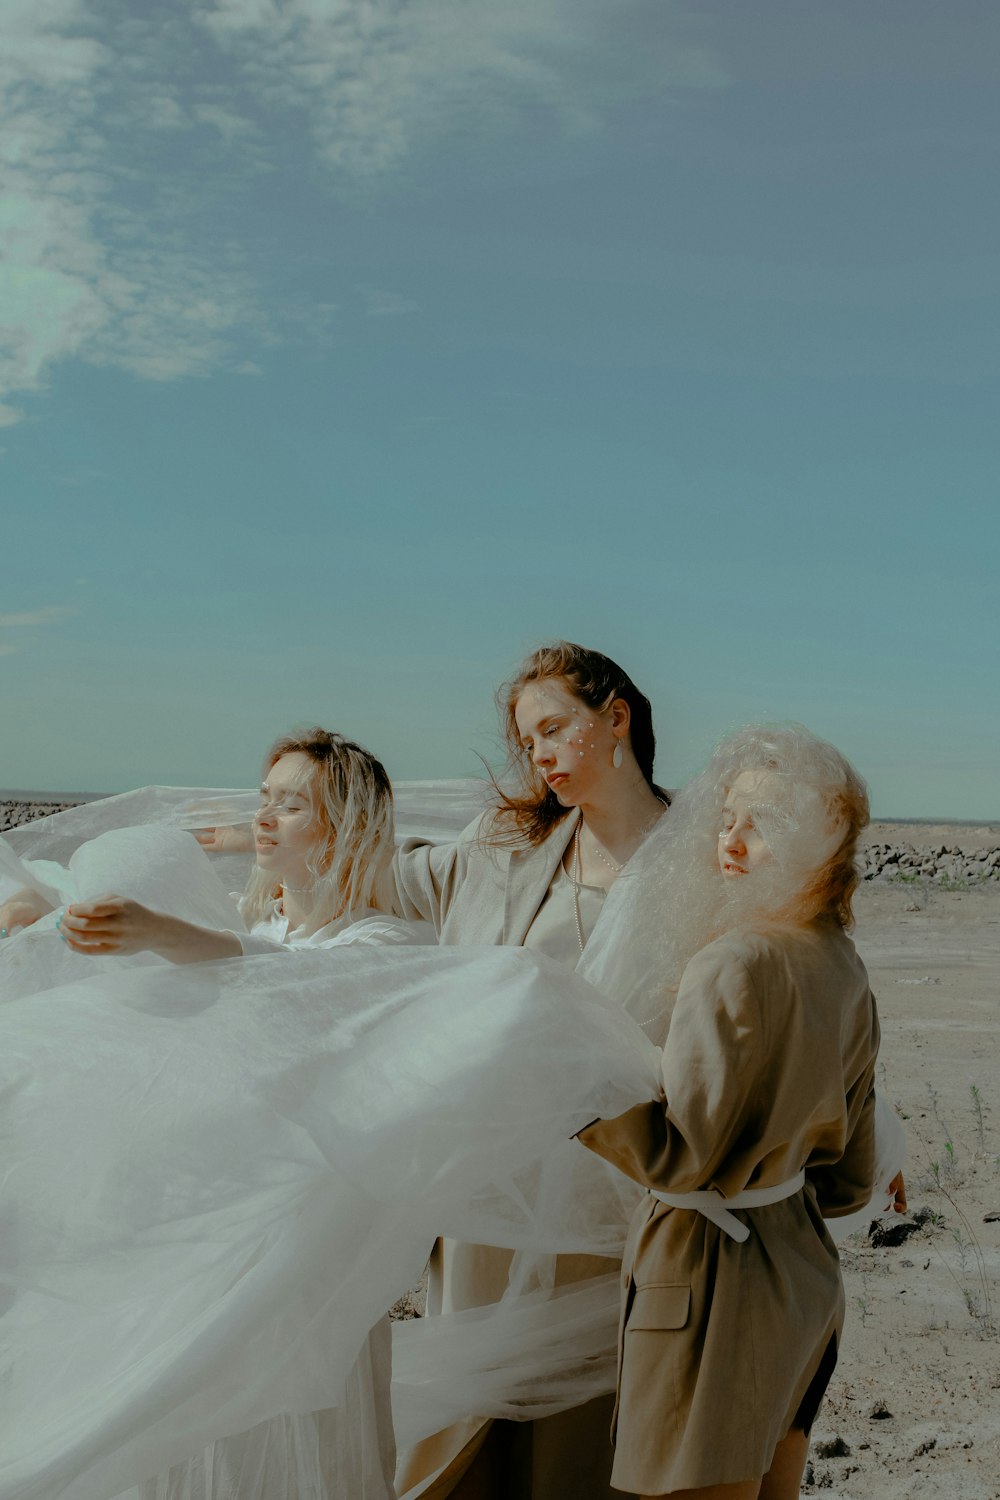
left=612, top=742, right=624, bottom=770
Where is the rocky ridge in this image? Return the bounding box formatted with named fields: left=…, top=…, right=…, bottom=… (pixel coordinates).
left=861, top=841, right=1000, bottom=884
left=0, top=801, right=79, bottom=832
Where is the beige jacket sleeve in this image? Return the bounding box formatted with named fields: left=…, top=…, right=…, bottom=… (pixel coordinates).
left=580, top=928, right=878, bottom=1214
left=808, top=1003, right=880, bottom=1219
left=579, top=942, right=764, bottom=1195
left=384, top=813, right=487, bottom=932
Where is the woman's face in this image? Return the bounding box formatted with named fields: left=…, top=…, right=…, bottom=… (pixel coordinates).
left=513, top=680, right=622, bottom=808
left=253, top=752, right=325, bottom=888
left=718, top=770, right=775, bottom=879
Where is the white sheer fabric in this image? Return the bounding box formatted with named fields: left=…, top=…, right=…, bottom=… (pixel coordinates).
left=0, top=788, right=660, bottom=1500
left=130, top=1318, right=397, bottom=1500
left=0, top=782, right=904, bottom=1500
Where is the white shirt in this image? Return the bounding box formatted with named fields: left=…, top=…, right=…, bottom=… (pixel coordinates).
left=234, top=899, right=432, bottom=955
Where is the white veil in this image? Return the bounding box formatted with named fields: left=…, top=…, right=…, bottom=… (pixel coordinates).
left=0, top=784, right=661, bottom=1500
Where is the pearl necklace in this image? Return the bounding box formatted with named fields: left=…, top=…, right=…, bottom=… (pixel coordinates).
left=571, top=804, right=667, bottom=953
left=571, top=824, right=588, bottom=953
left=588, top=839, right=623, bottom=875
left=584, top=803, right=667, bottom=876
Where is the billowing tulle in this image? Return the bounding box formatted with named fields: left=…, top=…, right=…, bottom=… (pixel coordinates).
left=0, top=783, right=904, bottom=1500
left=391, top=1273, right=621, bottom=1451
left=0, top=800, right=661, bottom=1500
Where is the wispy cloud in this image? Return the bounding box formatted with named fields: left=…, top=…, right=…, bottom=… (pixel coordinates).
left=0, top=605, right=74, bottom=627
left=0, top=0, right=725, bottom=415
left=194, top=0, right=725, bottom=177
left=0, top=0, right=266, bottom=413
left=360, top=286, right=420, bottom=318
left=0, top=602, right=74, bottom=655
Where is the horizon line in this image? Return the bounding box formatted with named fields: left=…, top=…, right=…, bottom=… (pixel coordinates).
left=0, top=787, right=996, bottom=829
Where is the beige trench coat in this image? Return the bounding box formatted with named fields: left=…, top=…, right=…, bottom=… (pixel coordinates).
left=389, top=808, right=580, bottom=950
left=579, top=919, right=879, bottom=1496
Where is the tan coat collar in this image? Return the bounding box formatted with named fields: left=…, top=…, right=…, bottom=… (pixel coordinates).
left=502, top=807, right=580, bottom=946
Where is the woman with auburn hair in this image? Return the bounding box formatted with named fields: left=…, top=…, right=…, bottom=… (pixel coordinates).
left=576, top=724, right=884, bottom=1499
left=390, top=640, right=670, bottom=1500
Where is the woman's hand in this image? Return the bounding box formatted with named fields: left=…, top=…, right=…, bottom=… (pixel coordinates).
left=0, top=888, right=55, bottom=937
left=59, top=897, right=172, bottom=956
left=887, top=1170, right=908, bottom=1214
left=58, top=897, right=243, bottom=964
left=193, top=826, right=255, bottom=853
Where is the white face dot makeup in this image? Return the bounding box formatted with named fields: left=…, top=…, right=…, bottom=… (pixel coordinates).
left=513, top=684, right=621, bottom=811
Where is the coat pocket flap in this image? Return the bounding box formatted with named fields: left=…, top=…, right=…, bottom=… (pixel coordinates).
left=627, top=1283, right=690, bottom=1331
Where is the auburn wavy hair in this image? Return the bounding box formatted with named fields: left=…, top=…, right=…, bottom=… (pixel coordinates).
left=487, top=641, right=668, bottom=846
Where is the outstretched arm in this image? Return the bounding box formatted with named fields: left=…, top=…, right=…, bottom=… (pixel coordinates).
left=59, top=897, right=242, bottom=964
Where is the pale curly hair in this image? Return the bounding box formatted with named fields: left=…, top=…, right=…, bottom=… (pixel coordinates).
left=582, top=723, right=870, bottom=1038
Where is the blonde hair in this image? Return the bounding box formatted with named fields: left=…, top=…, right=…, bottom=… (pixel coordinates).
left=241, top=728, right=395, bottom=926
left=489, top=640, right=668, bottom=846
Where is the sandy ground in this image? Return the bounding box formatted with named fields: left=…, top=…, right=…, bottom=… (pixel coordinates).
left=812, top=872, right=1000, bottom=1499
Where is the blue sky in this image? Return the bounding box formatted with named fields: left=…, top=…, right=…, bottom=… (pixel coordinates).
left=2, top=0, right=998, bottom=818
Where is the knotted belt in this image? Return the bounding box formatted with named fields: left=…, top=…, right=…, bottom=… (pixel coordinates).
left=650, top=1169, right=806, bottom=1244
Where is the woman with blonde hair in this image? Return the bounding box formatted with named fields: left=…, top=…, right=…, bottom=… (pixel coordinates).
left=577, top=724, right=884, bottom=1499
left=5, top=727, right=424, bottom=1500
left=57, top=726, right=412, bottom=964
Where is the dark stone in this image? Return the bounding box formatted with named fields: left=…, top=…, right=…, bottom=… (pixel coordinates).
left=868, top=1216, right=922, bottom=1248
left=814, top=1435, right=851, bottom=1458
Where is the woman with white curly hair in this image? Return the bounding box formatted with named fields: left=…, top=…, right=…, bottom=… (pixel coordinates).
left=577, top=724, right=888, bottom=1500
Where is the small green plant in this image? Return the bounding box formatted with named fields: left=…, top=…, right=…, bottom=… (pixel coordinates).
left=926, top=1085, right=955, bottom=1160
left=922, top=1163, right=994, bottom=1337
left=971, top=1084, right=986, bottom=1156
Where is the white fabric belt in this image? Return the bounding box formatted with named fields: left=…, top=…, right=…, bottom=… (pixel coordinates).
left=649, top=1170, right=806, bottom=1244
